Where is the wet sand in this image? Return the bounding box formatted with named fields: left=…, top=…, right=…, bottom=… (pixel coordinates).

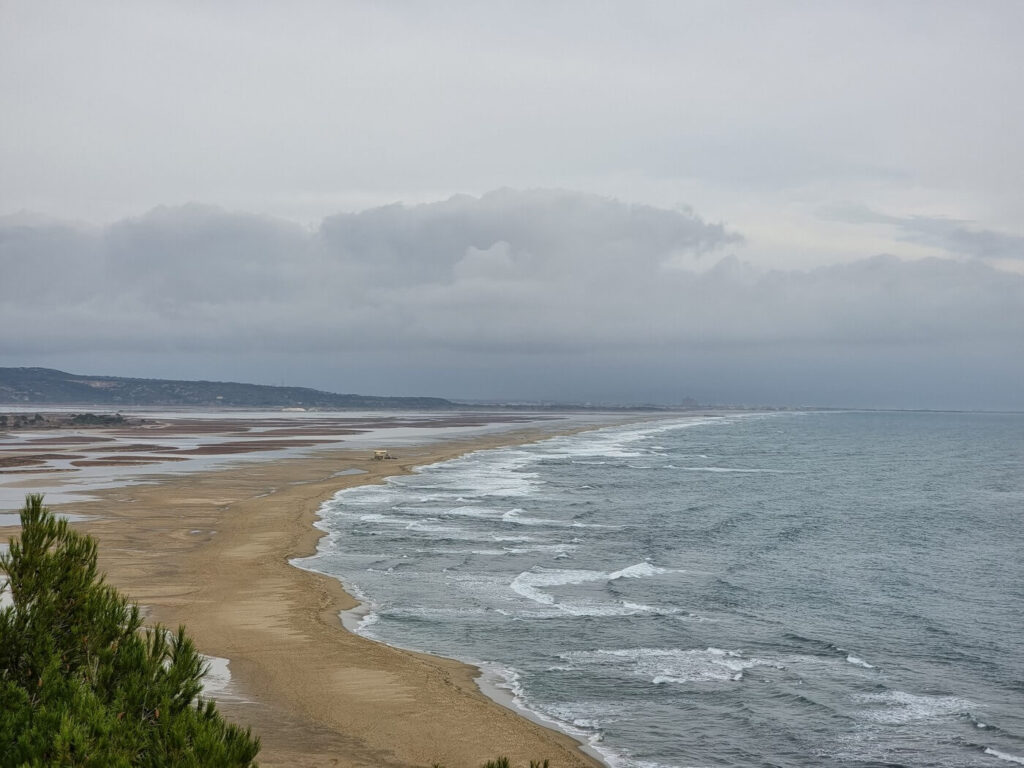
left=2, top=421, right=610, bottom=767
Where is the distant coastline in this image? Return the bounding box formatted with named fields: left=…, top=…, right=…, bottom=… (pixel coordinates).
left=0, top=366, right=716, bottom=412
left=0, top=366, right=455, bottom=409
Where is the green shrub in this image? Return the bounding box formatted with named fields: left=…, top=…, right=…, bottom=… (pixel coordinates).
left=0, top=495, right=259, bottom=767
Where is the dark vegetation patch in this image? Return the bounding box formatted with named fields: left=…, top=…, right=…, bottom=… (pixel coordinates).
left=0, top=495, right=261, bottom=765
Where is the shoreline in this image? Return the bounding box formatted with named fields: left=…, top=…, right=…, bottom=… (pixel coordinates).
left=287, top=429, right=612, bottom=767
left=2, top=420, right=626, bottom=767
left=294, top=439, right=615, bottom=768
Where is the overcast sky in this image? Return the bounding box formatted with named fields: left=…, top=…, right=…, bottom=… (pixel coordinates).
left=2, top=1, right=1023, bottom=408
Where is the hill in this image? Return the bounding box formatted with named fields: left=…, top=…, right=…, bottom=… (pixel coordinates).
left=0, top=367, right=454, bottom=409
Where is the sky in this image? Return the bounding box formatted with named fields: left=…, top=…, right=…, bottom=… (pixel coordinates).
left=2, top=1, right=1023, bottom=408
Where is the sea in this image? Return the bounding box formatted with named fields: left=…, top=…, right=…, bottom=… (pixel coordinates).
left=298, top=411, right=1024, bottom=768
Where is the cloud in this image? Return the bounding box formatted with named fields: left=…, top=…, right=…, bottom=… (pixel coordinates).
left=823, top=203, right=1024, bottom=261
left=2, top=190, right=1023, bottom=407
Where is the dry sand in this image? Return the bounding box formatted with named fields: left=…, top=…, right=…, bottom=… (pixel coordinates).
left=3, top=427, right=609, bottom=768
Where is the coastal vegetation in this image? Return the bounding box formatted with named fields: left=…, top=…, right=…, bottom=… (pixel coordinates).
left=0, top=495, right=259, bottom=766
left=0, top=411, right=129, bottom=432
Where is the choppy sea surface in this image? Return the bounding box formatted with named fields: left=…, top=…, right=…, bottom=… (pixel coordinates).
left=299, top=412, right=1024, bottom=768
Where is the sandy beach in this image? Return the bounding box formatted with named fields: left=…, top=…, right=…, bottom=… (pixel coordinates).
left=1, top=415, right=616, bottom=767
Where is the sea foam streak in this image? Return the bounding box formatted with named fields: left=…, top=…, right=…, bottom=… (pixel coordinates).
left=677, top=466, right=783, bottom=473
left=985, top=748, right=1024, bottom=765
left=511, top=562, right=675, bottom=606
left=853, top=691, right=974, bottom=724
left=608, top=562, right=672, bottom=580
left=845, top=654, right=875, bottom=669
left=562, top=647, right=775, bottom=684
left=511, top=568, right=611, bottom=605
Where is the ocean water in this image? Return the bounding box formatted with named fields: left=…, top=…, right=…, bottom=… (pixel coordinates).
left=299, top=412, right=1024, bottom=767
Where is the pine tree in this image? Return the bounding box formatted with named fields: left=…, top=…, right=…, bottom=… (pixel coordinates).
left=0, top=494, right=260, bottom=766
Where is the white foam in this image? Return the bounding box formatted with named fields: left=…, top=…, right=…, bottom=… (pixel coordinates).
left=986, top=748, right=1024, bottom=764
left=621, top=601, right=670, bottom=613
left=845, top=655, right=875, bottom=669
left=337, top=580, right=381, bottom=636
left=511, top=568, right=607, bottom=605
left=609, top=562, right=673, bottom=580
left=853, top=690, right=972, bottom=724
left=479, top=661, right=526, bottom=703
left=403, top=520, right=466, bottom=535
left=534, top=416, right=722, bottom=465
left=677, top=466, right=783, bottom=473
left=511, top=563, right=676, bottom=609
left=440, top=505, right=505, bottom=519
left=355, top=611, right=380, bottom=634
left=390, top=505, right=451, bottom=516
left=562, top=647, right=773, bottom=685
left=501, top=543, right=576, bottom=554
left=476, top=665, right=615, bottom=766
left=501, top=508, right=564, bottom=526
left=199, top=654, right=249, bottom=703
left=479, top=664, right=589, bottom=733
left=422, top=452, right=543, bottom=498
left=572, top=602, right=679, bottom=618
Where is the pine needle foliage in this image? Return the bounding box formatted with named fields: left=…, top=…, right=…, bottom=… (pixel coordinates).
left=0, top=494, right=260, bottom=767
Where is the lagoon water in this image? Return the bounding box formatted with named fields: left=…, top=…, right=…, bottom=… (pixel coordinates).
left=301, top=412, right=1024, bottom=767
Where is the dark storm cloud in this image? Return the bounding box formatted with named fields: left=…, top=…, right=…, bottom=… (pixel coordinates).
left=320, top=190, right=739, bottom=274
left=2, top=190, right=1023, bottom=407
